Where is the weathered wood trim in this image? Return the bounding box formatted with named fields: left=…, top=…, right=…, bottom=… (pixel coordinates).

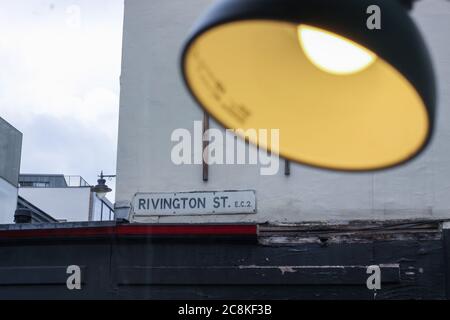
left=259, top=219, right=444, bottom=245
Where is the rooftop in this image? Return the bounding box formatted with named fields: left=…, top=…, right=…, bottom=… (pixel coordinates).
left=19, top=174, right=90, bottom=188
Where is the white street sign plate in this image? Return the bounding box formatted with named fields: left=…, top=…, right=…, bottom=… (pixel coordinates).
left=133, top=190, right=256, bottom=216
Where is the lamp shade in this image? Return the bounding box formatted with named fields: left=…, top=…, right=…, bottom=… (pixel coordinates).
left=92, top=178, right=112, bottom=199
left=181, top=0, right=435, bottom=171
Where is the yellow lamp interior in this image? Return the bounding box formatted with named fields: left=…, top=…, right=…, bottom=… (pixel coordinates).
left=184, top=20, right=429, bottom=170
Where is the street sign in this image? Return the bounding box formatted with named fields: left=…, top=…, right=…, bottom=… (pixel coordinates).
left=133, top=190, right=256, bottom=216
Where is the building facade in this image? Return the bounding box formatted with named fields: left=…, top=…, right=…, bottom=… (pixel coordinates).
left=115, top=0, right=450, bottom=224
left=0, top=117, right=22, bottom=224
left=19, top=174, right=114, bottom=222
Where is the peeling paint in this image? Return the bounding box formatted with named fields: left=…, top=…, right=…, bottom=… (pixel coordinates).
left=279, top=266, right=297, bottom=275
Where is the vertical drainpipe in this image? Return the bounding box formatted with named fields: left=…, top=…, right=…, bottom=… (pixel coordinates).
left=203, top=112, right=210, bottom=182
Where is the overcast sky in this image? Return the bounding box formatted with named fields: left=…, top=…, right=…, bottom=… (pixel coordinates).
left=0, top=0, right=124, bottom=200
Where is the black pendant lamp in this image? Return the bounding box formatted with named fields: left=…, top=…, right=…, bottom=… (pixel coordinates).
left=181, top=0, right=435, bottom=171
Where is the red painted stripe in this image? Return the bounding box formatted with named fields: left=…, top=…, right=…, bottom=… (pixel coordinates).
left=0, top=224, right=257, bottom=239
left=0, top=227, right=115, bottom=239
left=116, top=225, right=257, bottom=235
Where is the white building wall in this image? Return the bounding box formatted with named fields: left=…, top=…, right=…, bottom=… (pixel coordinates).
left=0, top=178, right=17, bottom=224
left=19, top=188, right=92, bottom=222
left=116, top=0, right=450, bottom=223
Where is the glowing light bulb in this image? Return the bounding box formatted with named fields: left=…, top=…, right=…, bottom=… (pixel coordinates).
left=298, top=25, right=377, bottom=75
